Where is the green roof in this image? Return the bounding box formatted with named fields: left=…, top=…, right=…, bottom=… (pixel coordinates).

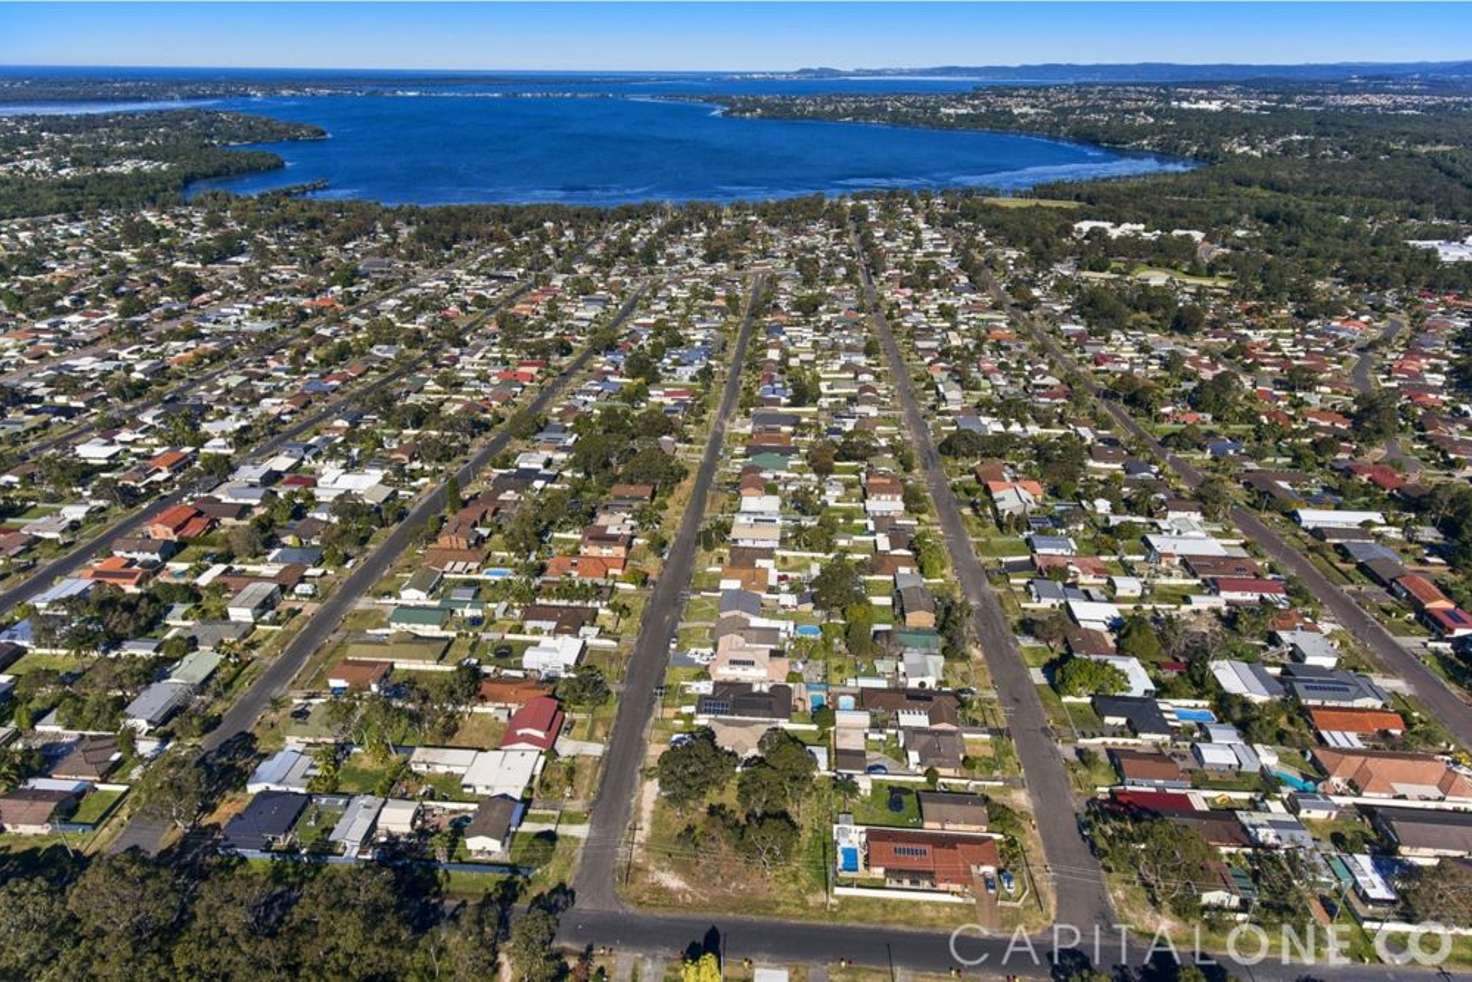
left=388, top=605, right=452, bottom=627
left=346, top=636, right=450, bottom=664
left=748, top=452, right=792, bottom=471
left=894, top=628, right=942, bottom=651
left=169, top=649, right=224, bottom=687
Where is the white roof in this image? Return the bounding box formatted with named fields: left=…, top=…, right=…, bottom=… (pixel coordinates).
left=1294, top=508, right=1385, bottom=528
left=319, top=466, right=387, bottom=491
left=1205, top=723, right=1243, bottom=744
left=408, top=746, right=479, bottom=771
left=246, top=747, right=316, bottom=793
left=1067, top=599, right=1121, bottom=628
left=230, top=581, right=279, bottom=607
left=329, top=795, right=384, bottom=853
left=523, top=636, right=585, bottom=674
left=461, top=749, right=540, bottom=797
left=377, top=798, right=420, bottom=834
left=1084, top=655, right=1154, bottom=698
left=1344, top=853, right=1396, bottom=903
left=1194, top=743, right=1239, bottom=767
left=1210, top=659, right=1282, bottom=700
left=1145, top=534, right=1228, bottom=558
left=739, top=495, right=782, bottom=514
left=32, top=577, right=93, bottom=608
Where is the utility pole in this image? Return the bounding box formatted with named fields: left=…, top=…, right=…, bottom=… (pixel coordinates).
left=623, top=813, right=639, bottom=887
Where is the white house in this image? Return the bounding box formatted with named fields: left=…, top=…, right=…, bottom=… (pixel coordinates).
left=1067, top=599, right=1122, bottom=632
left=1084, top=655, right=1155, bottom=698
left=376, top=798, right=421, bottom=838
left=227, top=582, right=281, bottom=623
left=1279, top=629, right=1339, bottom=669
left=522, top=636, right=585, bottom=677
left=1294, top=509, right=1385, bottom=531
left=328, top=795, right=384, bottom=859
left=247, top=748, right=316, bottom=793
left=408, top=746, right=479, bottom=776
left=460, top=749, right=542, bottom=798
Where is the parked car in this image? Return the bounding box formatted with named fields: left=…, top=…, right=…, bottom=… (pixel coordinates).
left=983, top=872, right=997, bottom=895
left=1000, top=869, right=1016, bottom=894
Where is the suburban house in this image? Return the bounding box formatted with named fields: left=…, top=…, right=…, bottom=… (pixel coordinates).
left=917, top=791, right=989, bottom=832
left=221, top=791, right=308, bottom=853
left=522, top=636, right=585, bottom=677
left=498, top=696, right=565, bottom=752
left=460, top=749, right=542, bottom=798
left=1371, top=806, right=1472, bottom=859
left=1312, top=748, right=1472, bottom=802
left=51, top=734, right=121, bottom=781
left=863, top=472, right=905, bottom=516
left=463, top=795, right=523, bottom=855
left=122, top=679, right=193, bottom=733
left=710, top=634, right=789, bottom=684
left=0, top=788, right=77, bottom=835
left=145, top=503, right=214, bottom=541
left=862, top=827, right=1000, bottom=892
left=1111, top=749, right=1189, bottom=789
left=227, top=581, right=281, bottom=623
left=893, top=572, right=937, bottom=629
left=329, top=795, right=385, bottom=859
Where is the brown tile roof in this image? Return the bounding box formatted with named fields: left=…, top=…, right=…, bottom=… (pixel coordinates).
left=1314, top=748, right=1472, bottom=799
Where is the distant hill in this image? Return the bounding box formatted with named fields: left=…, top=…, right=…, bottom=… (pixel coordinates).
left=786, top=61, right=1472, bottom=84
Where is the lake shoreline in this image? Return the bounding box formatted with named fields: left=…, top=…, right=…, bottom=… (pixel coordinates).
left=179, top=92, right=1184, bottom=207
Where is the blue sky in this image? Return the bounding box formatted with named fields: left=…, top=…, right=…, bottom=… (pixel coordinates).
left=4, top=2, right=1471, bottom=72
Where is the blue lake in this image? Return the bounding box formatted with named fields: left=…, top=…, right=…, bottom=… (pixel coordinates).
left=187, top=92, right=1184, bottom=206
left=0, top=69, right=1186, bottom=205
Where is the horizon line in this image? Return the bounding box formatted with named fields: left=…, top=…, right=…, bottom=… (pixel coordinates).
left=4, top=56, right=1472, bottom=75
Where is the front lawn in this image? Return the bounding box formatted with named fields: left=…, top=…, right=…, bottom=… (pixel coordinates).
left=849, top=782, right=921, bottom=829
left=71, top=788, right=126, bottom=826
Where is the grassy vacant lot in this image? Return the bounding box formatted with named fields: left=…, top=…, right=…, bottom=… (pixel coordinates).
left=292, top=799, right=345, bottom=852
left=850, top=781, right=921, bottom=829
left=447, top=713, right=505, bottom=749
left=9, top=652, right=92, bottom=675
left=974, top=535, right=1028, bottom=558
left=1128, top=264, right=1234, bottom=289
left=625, top=775, right=1047, bottom=932
left=984, top=196, right=1081, bottom=209
left=70, top=788, right=126, bottom=827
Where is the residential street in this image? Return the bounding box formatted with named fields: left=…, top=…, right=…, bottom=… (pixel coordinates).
left=1349, top=316, right=1422, bottom=475
left=0, top=262, right=533, bottom=616
left=990, top=280, right=1472, bottom=748
left=575, top=275, right=765, bottom=909
left=106, top=284, right=647, bottom=856
left=853, top=235, right=1116, bottom=934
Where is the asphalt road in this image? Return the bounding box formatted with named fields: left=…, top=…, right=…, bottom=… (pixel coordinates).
left=561, top=906, right=1462, bottom=981
left=106, top=284, right=647, bottom=856
left=574, top=274, right=764, bottom=909
left=853, top=239, right=1115, bottom=934
left=993, top=281, right=1472, bottom=749
left=1350, top=316, right=1422, bottom=475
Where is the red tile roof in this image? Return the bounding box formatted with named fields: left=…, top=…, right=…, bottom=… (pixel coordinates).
left=1308, top=707, right=1406, bottom=735
left=866, top=830, right=999, bottom=888
left=500, top=695, right=565, bottom=751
